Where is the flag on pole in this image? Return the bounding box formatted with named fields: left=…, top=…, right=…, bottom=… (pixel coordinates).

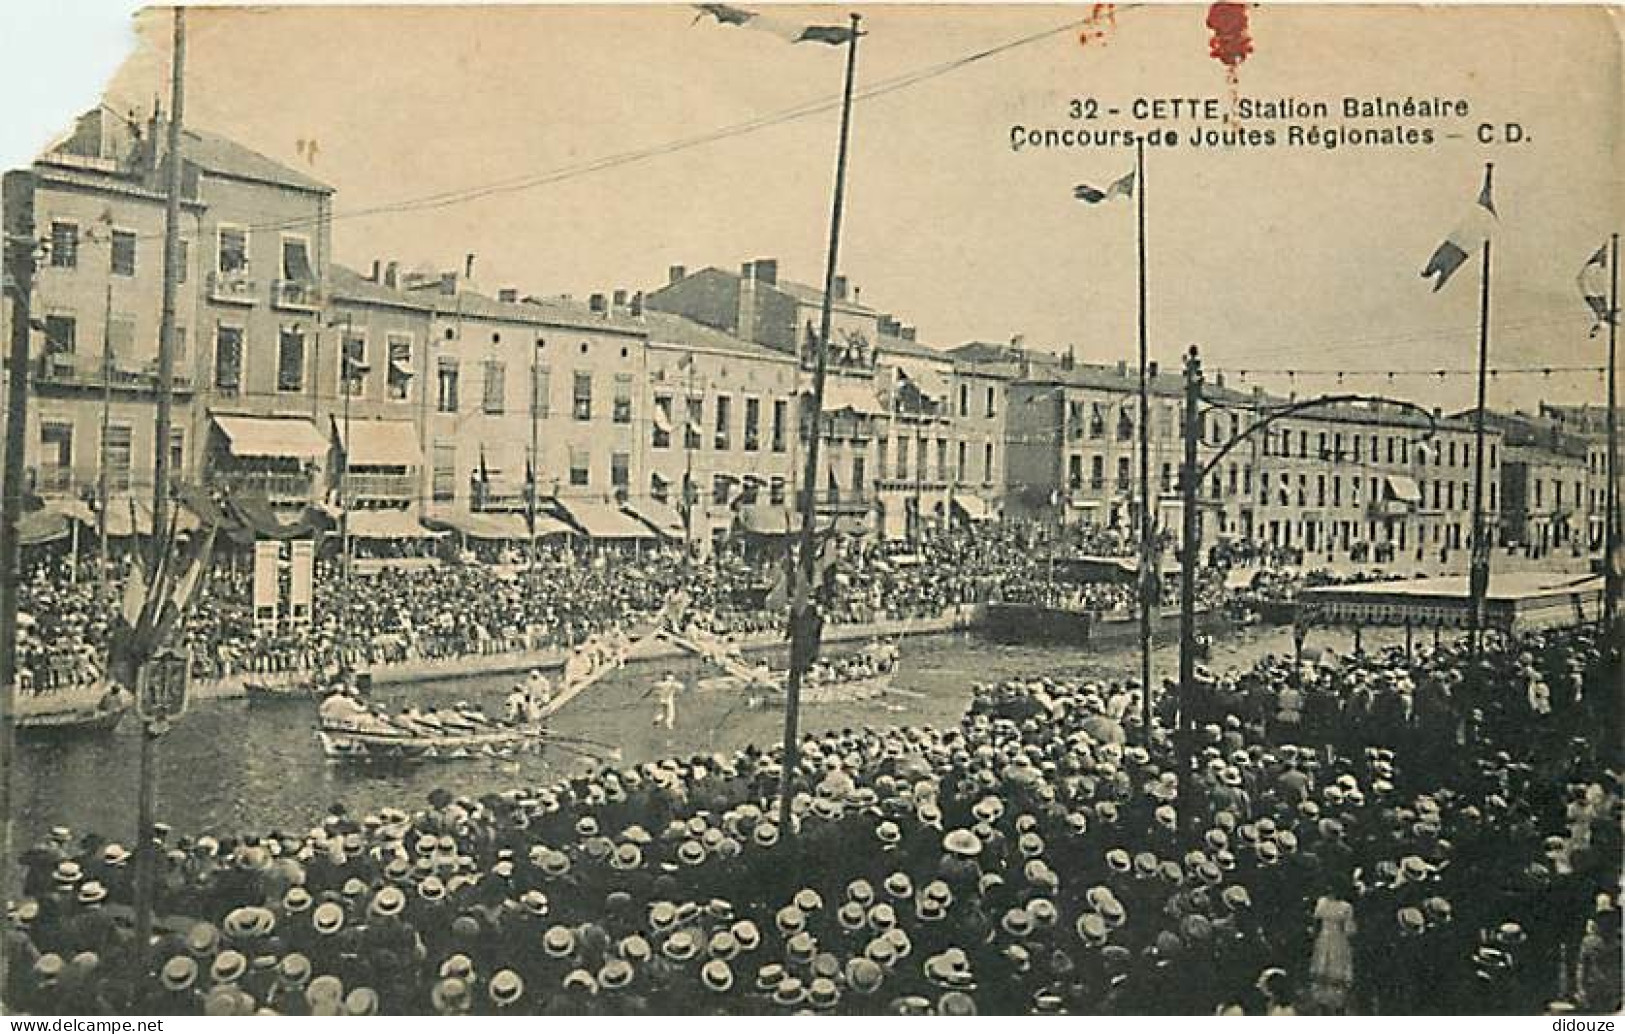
left=120, top=555, right=148, bottom=628
left=1421, top=165, right=1498, bottom=292
left=1578, top=243, right=1613, bottom=336
left=693, top=3, right=855, bottom=45
left=1074, top=171, right=1136, bottom=205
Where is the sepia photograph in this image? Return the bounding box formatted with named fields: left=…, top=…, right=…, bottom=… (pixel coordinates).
left=0, top=0, right=1620, bottom=1019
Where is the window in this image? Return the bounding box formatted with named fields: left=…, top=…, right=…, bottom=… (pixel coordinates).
left=1211, top=473, right=1222, bottom=501
left=610, top=452, right=630, bottom=500
left=1243, top=465, right=1253, bottom=496
left=432, top=442, right=457, bottom=502
left=771, top=399, right=787, bottom=452
left=984, top=386, right=996, bottom=418
left=386, top=334, right=413, bottom=401
left=650, top=474, right=669, bottom=504
left=1332, top=475, right=1342, bottom=507
left=49, top=221, right=78, bottom=268
left=1448, top=481, right=1457, bottom=510
left=1117, top=408, right=1134, bottom=442
left=1259, top=470, right=1270, bottom=505
left=959, top=383, right=969, bottom=417
left=276, top=325, right=306, bottom=392
left=1068, top=455, right=1083, bottom=490
left=877, top=437, right=889, bottom=476
left=281, top=236, right=314, bottom=283
left=572, top=372, right=593, bottom=421
left=39, top=422, right=72, bottom=487
left=852, top=455, right=866, bottom=494
left=1447, top=441, right=1457, bottom=466
left=685, top=398, right=703, bottom=451
left=713, top=474, right=733, bottom=505
left=743, top=397, right=761, bottom=452
left=104, top=424, right=133, bottom=493
left=341, top=330, right=367, bottom=397
left=956, top=441, right=967, bottom=483
left=1297, top=473, right=1308, bottom=507
left=569, top=447, right=590, bottom=487
left=1489, top=444, right=1497, bottom=468
left=1117, top=456, right=1132, bottom=493
left=936, top=440, right=948, bottom=482
left=436, top=357, right=460, bottom=413
left=43, top=314, right=76, bottom=355
left=531, top=365, right=551, bottom=418
left=1089, top=404, right=1106, bottom=439
left=217, top=227, right=248, bottom=274
left=1090, top=455, right=1104, bottom=490
left=653, top=395, right=673, bottom=449
left=1353, top=435, right=1362, bottom=461
left=1317, top=432, right=1327, bottom=460
left=770, top=476, right=786, bottom=505
left=983, top=441, right=994, bottom=483
left=1333, top=433, right=1343, bottom=461
left=613, top=374, right=633, bottom=425
left=714, top=394, right=732, bottom=450
left=214, top=325, right=243, bottom=394
left=916, top=437, right=927, bottom=481
left=896, top=437, right=910, bottom=479
left=169, top=428, right=184, bottom=472
left=1316, top=474, right=1326, bottom=507
left=110, top=230, right=136, bottom=277
left=1227, top=464, right=1239, bottom=495
left=482, top=360, right=507, bottom=414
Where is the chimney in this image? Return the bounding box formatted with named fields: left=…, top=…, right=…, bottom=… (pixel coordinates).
left=668, top=264, right=687, bottom=285
left=589, top=293, right=607, bottom=314
left=1061, top=345, right=1075, bottom=371
left=370, top=259, right=381, bottom=282
left=753, top=258, right=778, bottom=286
left=1215, top=372, right=1226, bottom=389
left=464, top=253, right=476, bottom=279
left=1149, top=360, right=1159, bottom=380
left=439, top=272, right=457, bottom=296
left=384, top=262, right=399, bottom=289
left=832, top=275, right=848, bottom=301
left=737, top=265, right=758, bottom=340
left=1010, top=334, right=1026, bottom=354
left=630, top=291, right=644, bottom=318
left=613, top=288, right=628, bottom=309
left=498, top=287, right=518, bottom=303
left=900, top=326, right=917, bottom=342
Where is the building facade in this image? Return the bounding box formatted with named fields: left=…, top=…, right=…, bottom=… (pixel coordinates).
left=1500, top=445, right=1589, bottom=553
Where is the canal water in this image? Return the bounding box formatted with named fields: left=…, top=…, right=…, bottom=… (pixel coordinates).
left=10, top=622, right=1380, bottom=852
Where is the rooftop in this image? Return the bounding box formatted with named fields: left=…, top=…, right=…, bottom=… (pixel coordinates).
left=643, top=311, right=794, bottom=362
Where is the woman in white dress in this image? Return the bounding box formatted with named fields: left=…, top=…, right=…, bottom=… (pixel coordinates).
left=1309, top=877, right=1357, bottom=1014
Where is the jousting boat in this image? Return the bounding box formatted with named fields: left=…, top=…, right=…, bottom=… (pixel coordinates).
left=16, top=683, right=132, bottom=738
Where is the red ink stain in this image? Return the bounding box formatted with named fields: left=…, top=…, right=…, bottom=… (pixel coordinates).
left=1077, top=3, right=1117, bottom=47
left=1205, top=2, right=1253, bottom=86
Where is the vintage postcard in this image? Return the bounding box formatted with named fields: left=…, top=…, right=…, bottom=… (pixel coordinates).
left=1, top=2, right=1620, bottom=1020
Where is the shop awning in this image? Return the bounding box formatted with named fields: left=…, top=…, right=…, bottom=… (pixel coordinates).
left=430, top=511, right=574, bottom=541
left=622, top=498, right=686, bottom=540
left=18, top=509, right=70, bottom=547
left=213, top=415, right=328, bottom=460
left=898, top=366, right=951, bottom=402
left=739, top=503, right=796, bottom=536
left=952, top=495, right=995, bottom=522
left=344, top=508, right=440, bottom=540
left=557, top=499, right=658, bottom=541
left=102, top=496, right=202, bottom=538
left=40, top=498, right=96, bottom=526
left=334, top=418, right=423, bottom=468
left=818, top=379, right=886, bottom=416
left=1385, top=474, right=1423, bottom=504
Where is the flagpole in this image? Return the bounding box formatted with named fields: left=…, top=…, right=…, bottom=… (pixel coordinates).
left=1134, top=135, right=1155, bottom=744
left=1467, top=164, right=1494, bottom=663
left=1604, top=232, right=1619, bottom=632
left=779, top=11, right=861, bottom=837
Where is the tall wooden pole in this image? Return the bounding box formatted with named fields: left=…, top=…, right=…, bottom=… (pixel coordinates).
left=1604, top=233, right=1619, bottom=632
left=98, top=281, right=113, bottom=599
left=779, top=13, right=861, bottom=835
left=134, top=5, right=186, bottom=967
left=1467, top=167, right=1494, bottom=661
left=1135, top=136, right=1155, bottom=741
left=1176, top=345, right=1202, bottom=834
left=1, top=170, right=39, bottom=908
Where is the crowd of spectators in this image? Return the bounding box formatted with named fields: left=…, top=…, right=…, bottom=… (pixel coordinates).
left=7, top=611, right=1618, bottom=1015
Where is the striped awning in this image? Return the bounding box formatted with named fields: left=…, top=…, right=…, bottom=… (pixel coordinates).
left=344, top=508, right=440, bottom=540
left=557, top=499, right=658, bottom=541
left=213, top=415, right=328, bottom=460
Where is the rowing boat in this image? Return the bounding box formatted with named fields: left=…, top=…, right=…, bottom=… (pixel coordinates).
left=17, top=683, right=132, bottom=738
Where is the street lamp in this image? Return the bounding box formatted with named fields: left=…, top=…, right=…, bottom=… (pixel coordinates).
left=1172, top=345, right=1439, bottom=831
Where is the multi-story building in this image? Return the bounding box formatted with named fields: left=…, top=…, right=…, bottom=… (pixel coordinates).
left=1500, top=445, right=1589, bottom=552
left=641, top=312, right=799, bottom=552
left=6, top=105, right=341, bottom=530
left=1539, top=402, right=1618, bottom=550
left=1254, top=400, right=1494, bottom=560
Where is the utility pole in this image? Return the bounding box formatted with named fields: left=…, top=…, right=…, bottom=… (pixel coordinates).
left=1604, top=233, right=1619, bottom=633
left=779, top=12, right=861, bottom=836
left=1134, top=136, right=1154, bottom=742
left=1176, top=345, right=1202, bottom=833
left=133, top=5, right=186, bottom=966
left=1466, top=168, right=1494, bottom=661
left=1, top=170, right=39, bottom=908
left=98, top=282, right=113, bottom=600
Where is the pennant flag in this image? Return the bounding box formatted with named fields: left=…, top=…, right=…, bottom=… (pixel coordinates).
left=1074, top=170, right=1136, bottom=205
left=153, top=525, right=218, bottom=647
left=693, top=3, right=855, bottom=45
left=1421, top=165, right=1498, bottom=292
left=1578, top=244, right=1613, bottom=336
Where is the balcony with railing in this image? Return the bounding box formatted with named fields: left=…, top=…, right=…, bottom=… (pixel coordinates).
left=211, top=470, right=314, bottom=505
left=207, top=271, right=258, bottom=305
left=33, top=353, right=193, bottom=394
left=30, top=466, right=75, bottom=494
left=344, top=470, right=417, bottom=502
left=875, top=476, right=951, bottom=493
left=798, top=487, right=871, bottom=514
left=273, top=278, right=323, bottom=311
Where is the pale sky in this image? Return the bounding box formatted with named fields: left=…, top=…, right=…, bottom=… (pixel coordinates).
left=72, top=3, right=1625, bottom=413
